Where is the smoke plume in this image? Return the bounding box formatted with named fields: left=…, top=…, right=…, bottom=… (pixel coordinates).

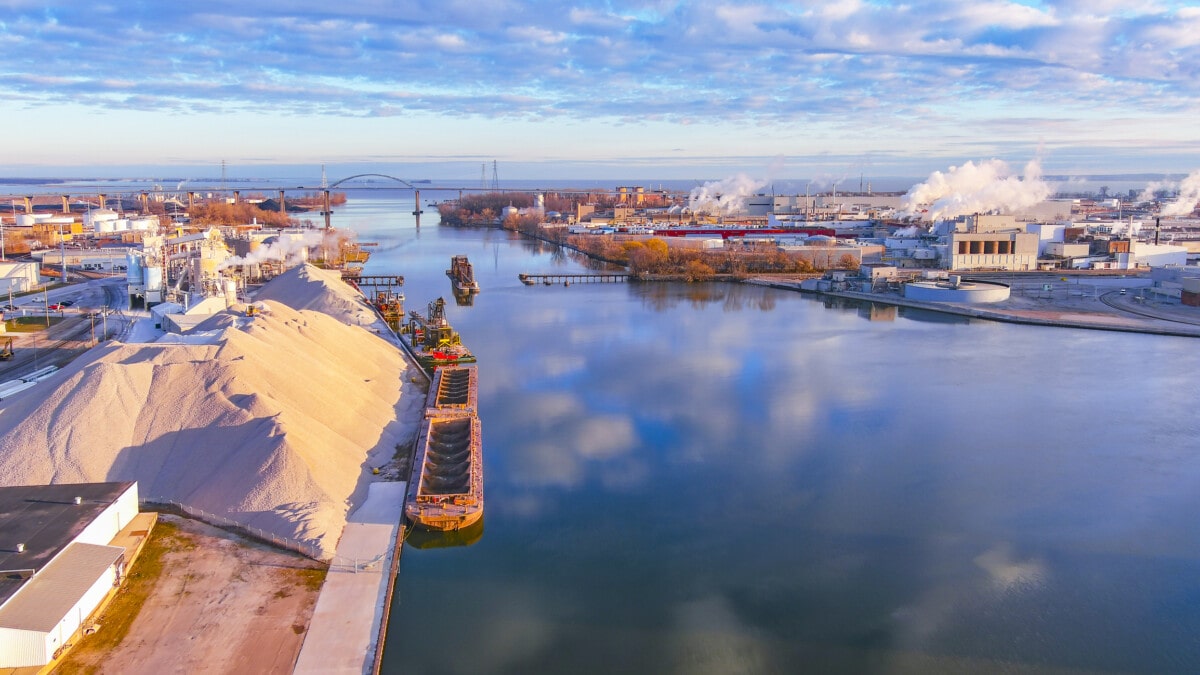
left=221, top=230, right=328, bottom=270
left=688, top=174, right=768, bottom=215
left=901, top=159, right=1051, bottom=221
left=1140, top=169, right=1200, bottom=217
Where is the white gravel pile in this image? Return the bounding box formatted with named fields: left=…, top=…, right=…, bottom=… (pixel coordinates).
left=0, top=264, right=418, bottom=560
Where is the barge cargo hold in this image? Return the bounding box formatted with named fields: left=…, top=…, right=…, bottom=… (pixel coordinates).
left=424, top=364, right=478, bottom=418
left=405, top=414, right=483, bottom=531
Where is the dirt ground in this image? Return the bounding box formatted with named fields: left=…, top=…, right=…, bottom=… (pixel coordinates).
left=55, top=515, right=326, bottom=675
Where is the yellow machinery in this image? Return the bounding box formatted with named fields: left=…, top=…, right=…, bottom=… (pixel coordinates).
left=0, top=338, right=13, bottom=361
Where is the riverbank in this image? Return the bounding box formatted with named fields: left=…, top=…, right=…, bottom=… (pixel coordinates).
left=747, top=276, right=1200, bottom=338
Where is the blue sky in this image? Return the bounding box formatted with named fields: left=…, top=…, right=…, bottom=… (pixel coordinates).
left=2, top=1, right=1198, bottom=181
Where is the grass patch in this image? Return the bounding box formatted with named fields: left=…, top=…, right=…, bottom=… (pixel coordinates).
left=53, top=520, right=194, bottom=674
left=294, top=566, right=327, bottom=593
left=5, top=316, right=64, bottom=332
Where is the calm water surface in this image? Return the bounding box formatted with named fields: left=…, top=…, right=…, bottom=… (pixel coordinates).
left=333, top=195, right=1200, bottom=674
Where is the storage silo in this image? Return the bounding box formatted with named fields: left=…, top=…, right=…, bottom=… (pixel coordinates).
left=125, top=251, right=145, bottom=285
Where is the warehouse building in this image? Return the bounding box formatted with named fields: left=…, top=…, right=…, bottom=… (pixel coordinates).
left=0, top=481, right=139, bottom=668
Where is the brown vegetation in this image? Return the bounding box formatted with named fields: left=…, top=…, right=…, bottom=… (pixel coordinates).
left=437, top=190, right=850, bottom=280
left=188, top=202, right=296, bottom=227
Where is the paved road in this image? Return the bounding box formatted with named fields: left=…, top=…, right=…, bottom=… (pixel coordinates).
left=0, top=278, right=133, bottom=381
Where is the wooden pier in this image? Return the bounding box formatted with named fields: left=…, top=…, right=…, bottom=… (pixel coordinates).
left=519, top=272, right=630, bottom=285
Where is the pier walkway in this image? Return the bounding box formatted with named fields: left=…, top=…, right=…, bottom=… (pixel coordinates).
left=294, top=481, right=406, bottom=675
left=519, top=272, right=630, bottom=285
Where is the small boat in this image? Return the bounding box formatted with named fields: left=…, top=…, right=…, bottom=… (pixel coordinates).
left=446, top=255, right=480, bottom=294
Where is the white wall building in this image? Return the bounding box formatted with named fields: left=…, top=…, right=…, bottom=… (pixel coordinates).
left=0, top=262, right=40, bottom=294
left=0, top=482, right=139, bottom=668
left=1131, top=242, right=1189, bottom=268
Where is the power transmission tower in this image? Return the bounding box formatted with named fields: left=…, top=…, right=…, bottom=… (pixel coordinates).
left=490, top=160, right=499, bottom=191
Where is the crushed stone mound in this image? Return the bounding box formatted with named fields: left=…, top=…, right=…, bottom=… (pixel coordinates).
left=254, top=263, right=381, bottom=328
left=0, top=264, right=420, bottom=560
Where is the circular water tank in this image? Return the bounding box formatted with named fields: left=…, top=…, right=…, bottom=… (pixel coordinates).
left=903, top=280, right=1010, bottom=303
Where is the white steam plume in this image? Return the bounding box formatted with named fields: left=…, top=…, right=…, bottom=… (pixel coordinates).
left=901, top=159, right=1051, bottom=221
left=221, top=230, right=328, bottom=270
left=1139, top=169, right=1200, bottom=217
left=892, top=225, right=922, bottom=237
left=688, top=173, right=768, bottom=215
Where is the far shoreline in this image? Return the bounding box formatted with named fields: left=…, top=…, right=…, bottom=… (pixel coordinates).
left=746, top=278, right=1200, bottom=338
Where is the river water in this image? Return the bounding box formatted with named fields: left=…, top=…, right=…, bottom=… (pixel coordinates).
left=327, top=194, right=1200, bottom=674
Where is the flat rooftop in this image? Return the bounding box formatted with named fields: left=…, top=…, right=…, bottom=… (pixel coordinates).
left=0, top=481, right=134, bottom=606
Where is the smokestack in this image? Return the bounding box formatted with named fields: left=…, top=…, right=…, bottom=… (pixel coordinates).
left=1155, top=217, right=1160, bottom=246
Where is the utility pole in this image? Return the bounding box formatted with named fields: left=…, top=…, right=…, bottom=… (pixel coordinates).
left=60, top=223, right=67, bottom=284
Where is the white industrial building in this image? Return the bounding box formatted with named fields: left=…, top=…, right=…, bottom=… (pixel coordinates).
left=35, top=247, right=132, bottom=273
left=0, top=481, right=139, bottom=668
left=0, top=261, right=41, bottom=295
left=942, top=215, right=1039, bottom=271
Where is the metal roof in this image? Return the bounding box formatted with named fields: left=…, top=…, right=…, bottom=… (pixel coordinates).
left=0, top=542, right=124, bottom=632
left=0, top=482, right=134, bottom=606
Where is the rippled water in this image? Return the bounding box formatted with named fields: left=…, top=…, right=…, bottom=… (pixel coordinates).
left=330, top=196, right=1200, bottom=674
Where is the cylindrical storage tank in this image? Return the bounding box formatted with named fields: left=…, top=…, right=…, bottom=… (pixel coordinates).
left=125, top=252, right=145, bottom=284
left=224, top=279, right=238, bottom=305
left=144, top=265, right=164, bottom=291
left=903, top=280, right=1010, bottom=303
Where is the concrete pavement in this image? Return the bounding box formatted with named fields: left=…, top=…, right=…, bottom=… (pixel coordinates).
left=294, top=481, right=406, bottom=675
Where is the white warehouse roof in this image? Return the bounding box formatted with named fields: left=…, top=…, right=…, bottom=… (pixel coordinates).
left=0, top=542, right=123, bottom=632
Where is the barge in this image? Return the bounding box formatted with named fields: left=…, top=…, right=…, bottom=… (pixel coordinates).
left=424, top=364, right=478, bottom=418
left=447, top=255, right=480, bottom=294
left=406, top=367, right=483, bottom=531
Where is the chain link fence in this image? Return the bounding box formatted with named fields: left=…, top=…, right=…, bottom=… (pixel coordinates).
left=140, top=497, right=324, bottom=561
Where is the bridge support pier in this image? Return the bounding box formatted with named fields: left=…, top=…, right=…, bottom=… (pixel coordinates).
left=323, top=190, right=332, bottom=230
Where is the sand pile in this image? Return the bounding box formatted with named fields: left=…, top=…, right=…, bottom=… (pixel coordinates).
left=0, top=264, right=419, bottom=560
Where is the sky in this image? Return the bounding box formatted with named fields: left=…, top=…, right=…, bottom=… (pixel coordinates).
left=2, top=1, right=1199, bottom=182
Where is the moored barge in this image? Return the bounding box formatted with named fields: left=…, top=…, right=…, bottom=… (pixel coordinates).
left=447, top=255, right=480, bottom=294
left=405, top=406, right=483, bottom=531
